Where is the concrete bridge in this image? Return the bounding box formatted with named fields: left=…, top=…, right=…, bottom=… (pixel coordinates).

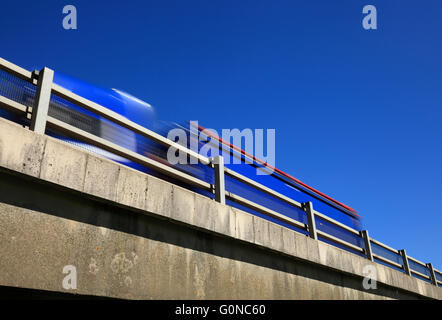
left=0, top=117, right=441, bottom=299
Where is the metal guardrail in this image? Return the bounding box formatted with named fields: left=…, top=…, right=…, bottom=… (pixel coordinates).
left=0, top=58, right=440, bottom=287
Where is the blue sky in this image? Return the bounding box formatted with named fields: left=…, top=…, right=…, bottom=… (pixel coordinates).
left=1, top=0, right=441, bottom=267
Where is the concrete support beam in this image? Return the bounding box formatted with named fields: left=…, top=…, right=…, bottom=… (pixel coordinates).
left=0, top=117, right=441, bottom=299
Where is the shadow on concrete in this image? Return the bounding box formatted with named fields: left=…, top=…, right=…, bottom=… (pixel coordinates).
left=0, top=169, right=427, bottom=300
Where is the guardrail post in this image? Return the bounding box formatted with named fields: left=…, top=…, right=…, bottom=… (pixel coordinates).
left=399, top=249, right=411, bottom=276
left=30, top=67, right=54, bottom=134
left=211, top=156, right=225, bottom=204
left=302, top=201, right=317, bottom=240
left=427, top=263, right=437, bottom=286
left=360, top=230, right=374, bottom=261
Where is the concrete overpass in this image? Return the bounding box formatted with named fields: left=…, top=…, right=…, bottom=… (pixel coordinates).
left=0, top=118, right=441, bottom=299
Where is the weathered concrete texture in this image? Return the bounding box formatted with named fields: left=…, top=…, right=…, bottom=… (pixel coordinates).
left=0, top=117, right=441, bottom=299
left=0, top=202, right=400, bottom=299
left=84, top=156, right=120, bottom=202
left=117, top=166, right=148, bottom=210
left=40, top=138, right=87, bottom=192
left=0, top=120, right=45, bottom=178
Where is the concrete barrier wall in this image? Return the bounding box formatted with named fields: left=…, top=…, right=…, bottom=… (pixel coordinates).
left=0, top=118, right=440, bottom=299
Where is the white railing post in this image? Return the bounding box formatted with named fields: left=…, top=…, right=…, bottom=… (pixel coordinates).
left=360, top=230, right=374, bottom=261
left=427, top=263, right=437, bottom=286
left=302, top=201, right=317, bottom=240
left=211, top=156, right=225, bottom=204
left=30, top=67, right=54, bottom=134
left=399, top=249, right=411, bottom=276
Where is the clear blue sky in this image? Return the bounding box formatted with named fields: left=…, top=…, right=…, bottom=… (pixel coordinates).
left=1, top=0, right=441, bottom=267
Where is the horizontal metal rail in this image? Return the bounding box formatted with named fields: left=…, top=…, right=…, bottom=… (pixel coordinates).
left=51, top=84, right=210, bottom=166
left=369, top=238, right=400, bottom=254
left=372, top=253, right=404, bottom=269
left=224, top=167, right=303, bottom=209
left=313, top=209, right=360, bottom=236
left=434, top=268, right=442, bottom=277
left=316, top=230, right=364, bottom=253
left=0, top=95, right=27, bottom=114
left=225, top=167, right=360, bottom=236
left=226, top=191, right=307, bottom=231
left=407, top=255, right=428, bottom=267
left=410, top=269, right=431, bottom=280
left=46, top=116, right=212, bottom=191
left=0, top=57, right=33, bottom=83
